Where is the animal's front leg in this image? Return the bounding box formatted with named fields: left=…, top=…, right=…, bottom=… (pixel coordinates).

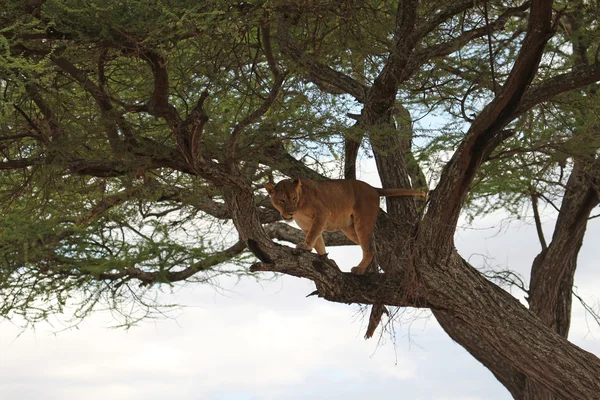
left=350, top=211, right=377, bottom=275
left=313, top=235, right=326, bottom=255
left=296, top=213, right=328, bottom=252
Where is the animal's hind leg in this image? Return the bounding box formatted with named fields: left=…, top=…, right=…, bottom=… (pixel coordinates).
left=350, top=209, right=378, bottom=275
left=341, top=226, right=360, bottom=244
left=350, top=234, right=375, bottom=275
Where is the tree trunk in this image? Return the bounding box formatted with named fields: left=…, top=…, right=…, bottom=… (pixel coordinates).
left=524, top=155, right=600, bottom=400
left=218, top=1, right=600, bottom=398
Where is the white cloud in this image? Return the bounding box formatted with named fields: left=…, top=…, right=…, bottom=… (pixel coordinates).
left=0, top=265, right=508, bottom=400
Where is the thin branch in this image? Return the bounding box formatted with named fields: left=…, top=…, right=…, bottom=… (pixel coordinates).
left=572, top=289, right=600, bottom=329
left=539, top=192, right=561, bottom=213
left=483, top=269, right=528, bottom=293
left=408, top=2, right=529, bottom=78
left=162, top=241, right=248, bottom=282
left=531, top=193, right=548, bottom=251
left=12, top=104, right=43, bottom=137
left=483, top=0, right=498, bottom=95
left=413, top=0, right=491, bottom=41
left=517, top=60, right=600, bottom=117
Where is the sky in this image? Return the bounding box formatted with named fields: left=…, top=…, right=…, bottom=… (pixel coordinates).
left=1, top=166, right=599, bottom=399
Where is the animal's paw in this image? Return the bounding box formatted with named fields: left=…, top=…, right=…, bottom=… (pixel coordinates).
left=351, top=266, right=366, bottom=275
left=295, top=243, right=312, bottom=251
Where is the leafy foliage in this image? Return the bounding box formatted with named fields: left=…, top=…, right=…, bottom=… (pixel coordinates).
left=0, top=0, right=599, bottom=332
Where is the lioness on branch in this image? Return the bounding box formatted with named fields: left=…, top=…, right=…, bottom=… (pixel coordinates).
left=265, top=178, right=427, bottom=275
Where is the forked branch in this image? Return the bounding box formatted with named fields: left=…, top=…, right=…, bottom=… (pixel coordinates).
left=226, top=22, right=285, bottom=171
left=425, top=0, right=555, bottom=246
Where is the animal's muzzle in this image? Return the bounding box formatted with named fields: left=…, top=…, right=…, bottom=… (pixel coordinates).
left=282, top=213, right=294, bottom=221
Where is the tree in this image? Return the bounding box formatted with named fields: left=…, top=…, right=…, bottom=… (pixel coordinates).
left=1, top=1, right=600, bottom=398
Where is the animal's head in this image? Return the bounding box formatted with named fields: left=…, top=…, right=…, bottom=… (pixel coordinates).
left=264, top=178, right=302, bottom=221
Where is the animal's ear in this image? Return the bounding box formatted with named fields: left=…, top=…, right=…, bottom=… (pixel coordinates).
left=264, top=183, right=275, bottom=196
left=292, top=177, right=302, bottom=189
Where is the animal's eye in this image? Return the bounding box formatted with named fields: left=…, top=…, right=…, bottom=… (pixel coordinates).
left=291, top=197, right=297, bottom=201
left=279, top=199, right=285, bottom=204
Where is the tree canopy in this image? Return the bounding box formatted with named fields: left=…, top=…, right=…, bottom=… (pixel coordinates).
left=1, top=1, right=600, bottom=399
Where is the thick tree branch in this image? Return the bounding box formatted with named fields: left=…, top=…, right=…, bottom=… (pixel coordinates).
left=0, top=158, right=41, bottom=170
left=529, top=156, right=600, bottom=335
left=144, top=52, right=182, bottom=128
left=434, top=310, right=526, bottom=399
left=263, top=222, right=353, bottom=247
left=153, top=184, right=281, bottom=224
left=0, top=131, right=40, bottom=142
left=51, top=56, right=126, bottom=151
left=523, top=155, right=599, bottom=399
left=250, top=249, right=433, bottom=309
left=424, top=0, right=555, bottom=247
left=368, top=0, right=419, bottom=98
left=275, top=16, right=368, bottom=102
left=361, top=0, right=420, bottom=222
left=261, top=142, right=328, bottom=181
left=24, top=83, right=60, bottom=142
left=344, top=134, right=361, bottom=179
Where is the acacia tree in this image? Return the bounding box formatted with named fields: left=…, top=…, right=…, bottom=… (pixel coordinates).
left=1, top=1, right=600, bottom=399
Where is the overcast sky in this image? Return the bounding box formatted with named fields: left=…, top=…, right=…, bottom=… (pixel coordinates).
left=1, top=165, right=599, bottom=400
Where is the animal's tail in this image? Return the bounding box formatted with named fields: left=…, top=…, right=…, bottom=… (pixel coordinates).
left=376, top=188, right=428, bottom=199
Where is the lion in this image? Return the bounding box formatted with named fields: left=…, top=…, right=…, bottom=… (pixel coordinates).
left=264, top=177, right=427, bottom=275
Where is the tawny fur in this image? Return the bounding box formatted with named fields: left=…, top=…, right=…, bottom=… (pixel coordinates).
left=265, top=177, right=427, bottom=275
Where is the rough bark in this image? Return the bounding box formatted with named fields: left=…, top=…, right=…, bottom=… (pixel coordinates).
left=523, top=156, right=600, bottom=400
left=344, top=135, right=360, bottom=180
left=529, top=158, right=599, bottom=334
left=434, top=310, right=526, bottom=399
